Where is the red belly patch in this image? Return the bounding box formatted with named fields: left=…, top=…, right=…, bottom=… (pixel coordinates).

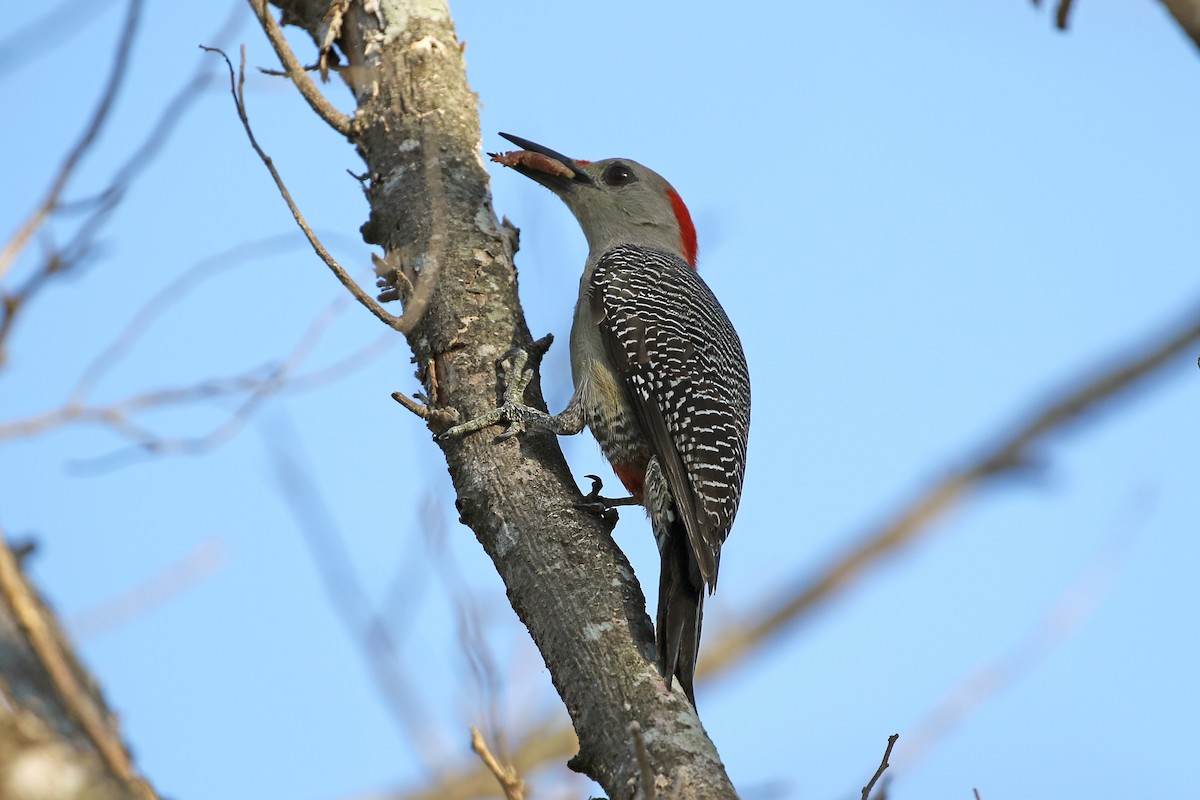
left=612, top=462, right=646, bottom=502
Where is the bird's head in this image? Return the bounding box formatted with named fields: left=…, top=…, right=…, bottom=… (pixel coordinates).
left=490, top=133, right=698, bottom=268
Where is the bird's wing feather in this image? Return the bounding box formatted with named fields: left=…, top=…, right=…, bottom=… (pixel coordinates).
left=590, top=246, right=751, bottom=588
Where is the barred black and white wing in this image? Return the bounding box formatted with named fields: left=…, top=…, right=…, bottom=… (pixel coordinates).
left=590, top=244, right=751, bottom=589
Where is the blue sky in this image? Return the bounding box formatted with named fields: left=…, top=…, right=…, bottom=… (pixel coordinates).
left=2, top=1, right=1198, bottom=798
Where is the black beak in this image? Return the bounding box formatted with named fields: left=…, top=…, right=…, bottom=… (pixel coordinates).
left=493, top=132, right=593, bottom=187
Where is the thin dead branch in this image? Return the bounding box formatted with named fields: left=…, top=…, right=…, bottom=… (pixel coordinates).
left=860, top=734, right=897, bottom=800
left=395, top=720, right=575, bottom=800
left=471, top=725, right=525, bottom=800
left=203, top=45, right=430, bottom=334
left=0, top=0, right=142, bottom=281
left=245, top=0, right=353, bottom=136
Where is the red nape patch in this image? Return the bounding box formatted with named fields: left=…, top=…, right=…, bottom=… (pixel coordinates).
left=613, top=463, right=646, bottom=502
left=665, top=187, right=698, bottom=269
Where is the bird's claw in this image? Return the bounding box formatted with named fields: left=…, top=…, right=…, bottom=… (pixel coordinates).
left=574, top=474, right=638, bottom=520
left=582, top=474, right=605, bottom=502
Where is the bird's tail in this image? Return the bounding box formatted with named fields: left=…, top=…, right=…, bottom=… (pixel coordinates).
left=656, top=519, right=705, bottom=707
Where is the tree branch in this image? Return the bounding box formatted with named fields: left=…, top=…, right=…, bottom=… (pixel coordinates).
left=246, top=0, right=352, bottom=135
left=0, top=0, right=239, bottom=367
left=860, top=734, right=898, bottom=800
left=255, top=0, right=738, bottom=795
left=471, top=725, right=525, bottom=800
left=0, top=0, right=142, bottom=281
left=0, top=528, right=158, bottom=799
left=203, top=45, right=426, bottom=333
left=1157, top=0, right=1200, bottom=50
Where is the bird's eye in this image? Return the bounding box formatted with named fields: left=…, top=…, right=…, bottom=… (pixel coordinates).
left=602, top=163, right=636, bottom=186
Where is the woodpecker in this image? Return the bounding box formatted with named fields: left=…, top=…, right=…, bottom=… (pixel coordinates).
left=445, top=133, right=750, bottom=705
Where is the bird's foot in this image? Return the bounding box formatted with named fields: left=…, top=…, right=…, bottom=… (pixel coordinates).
left=439, top=340, right=552, bottom=441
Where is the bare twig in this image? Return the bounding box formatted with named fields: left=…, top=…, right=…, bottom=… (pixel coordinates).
left=392, top=391, right=432, bottom=419
left=0, top=529, right=151, bottom=795
left=245, top=0, right=353, bottom=136
left=0, top=0, right=142, bottom=280
left=394, top=720, right=575, bottom=800
left=471, top=725, right=525, bottom=800
left=0, top=376, right=263, bottom=442
left=203, top=45, right=430, bottom=333
left=861, top=734, right=898, bottom=800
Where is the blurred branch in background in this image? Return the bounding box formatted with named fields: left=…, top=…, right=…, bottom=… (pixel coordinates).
left=894, top=490, right=1151, bottom=772
left=700, top=298, right=1200, bottom=681
left=388, top=299, right=1200, bottom=798
left=0, top=235, right=396, bottom=468
left=263, top=418, right=450, bottom=774
left=419, top=492, right=507, bottom=758
left=0, top=0, right=142, bottom=284
left=0, top=527, right=158, bottom=800
left=0, top=0, right=119, bottom=75
left=0, top=0, right=244, bottom=366
left=68, top=538, right=226, bottom=641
